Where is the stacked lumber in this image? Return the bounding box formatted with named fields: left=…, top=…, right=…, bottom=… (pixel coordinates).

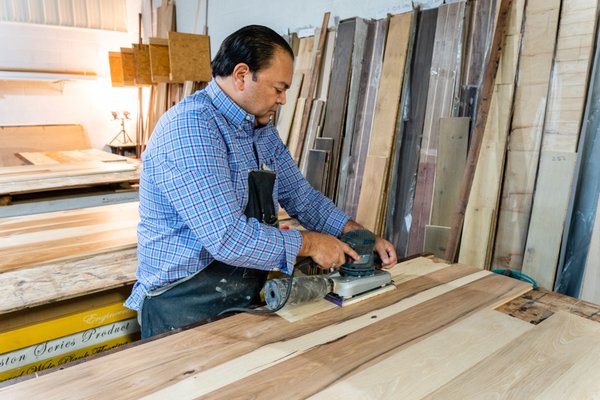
left=287, top=4, right=600, bottom=294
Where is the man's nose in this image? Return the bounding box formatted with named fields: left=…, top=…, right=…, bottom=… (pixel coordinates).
left=278, top=90, right=287, bottom=105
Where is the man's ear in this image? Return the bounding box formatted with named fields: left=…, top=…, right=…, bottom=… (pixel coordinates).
left=232, top=63, right=250, bottom=91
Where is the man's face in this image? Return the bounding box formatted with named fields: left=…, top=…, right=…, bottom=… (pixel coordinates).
left=238, top=49, right=293, bottom=126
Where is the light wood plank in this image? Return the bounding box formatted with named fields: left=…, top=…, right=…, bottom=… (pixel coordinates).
left=0, top=125, right=90, bottom=167
left=431, top=117, right=469, bottom=226
left=299, top=99, right=325, bottom=175
left=355, top=12, right=413, bottom=233
left=276, top=72, right=303, bottom=145
left=285, top=97, right=306, bottom=158
left=578, top=200, right=600, bottom=304
left=492, top=0, right=561, bottom=270
left=145, top=270, right=493, bottom=399
left=542, top=0, right=599, bottom=153
left=424, top=312, right=600, bottom=399
left=0, top=202, right=139, bottom=273
left=0, top=262, right=530, bottom=398
left=312, top=309, right=532, bottom=399
left=459, top=0, right=525, bottom=268
left=522, top=152, right=577, bottom=289
left=0, top=248, right=137, bottom=314
left=409, top=3, right=465, bottom=253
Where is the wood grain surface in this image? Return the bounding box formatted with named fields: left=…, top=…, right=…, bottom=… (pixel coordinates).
left=0, top=202, right=139, bottom=273
left=492, top=0, right=561, bottom=270
left=0, top=258, right=535, bottom=399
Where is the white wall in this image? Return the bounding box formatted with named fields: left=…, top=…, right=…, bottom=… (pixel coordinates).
left=176, top=0, right=443, bottom=57
left=0, top=1, right=142, bottom=150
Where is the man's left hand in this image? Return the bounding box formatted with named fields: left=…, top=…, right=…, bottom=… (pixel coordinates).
left=374, top=236, right=397, bottom=268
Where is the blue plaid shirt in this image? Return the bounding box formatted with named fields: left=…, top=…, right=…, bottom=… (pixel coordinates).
left=125, top=80, right=349, bottom=310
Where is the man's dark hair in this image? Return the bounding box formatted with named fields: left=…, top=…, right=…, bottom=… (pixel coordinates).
left=211, top=25, right=294, bottom=78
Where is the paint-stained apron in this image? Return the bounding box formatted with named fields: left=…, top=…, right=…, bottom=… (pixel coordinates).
left=140, top=168, right=278, bottom=338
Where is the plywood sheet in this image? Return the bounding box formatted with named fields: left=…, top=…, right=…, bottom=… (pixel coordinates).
left=133, top=44, right=152, bottom=85
left=108, top=51, right=124, bottom=87
left=168, top=32, right=211, bottom=82
left=120, top=47, right=135, bottom=86
left=580, top=202, right=600, bottom=304
left=149, top=37, right=171, bottom=83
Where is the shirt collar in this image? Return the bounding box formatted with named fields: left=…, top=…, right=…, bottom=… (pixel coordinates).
left=205, top=80, right=255, bottom=129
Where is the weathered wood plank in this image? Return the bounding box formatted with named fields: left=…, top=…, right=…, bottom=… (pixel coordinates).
left=355, top=12, right=413, bottom=233
left=492, top=0, right=561, bottom=270
left=384, top=9, right=437, bottom=256
left=408, top=2, right=465, bottom=253
left=341, top=18, right=387, bottom=219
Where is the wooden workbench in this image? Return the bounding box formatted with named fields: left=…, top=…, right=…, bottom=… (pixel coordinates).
left=2, top=256, right=598, bottom=398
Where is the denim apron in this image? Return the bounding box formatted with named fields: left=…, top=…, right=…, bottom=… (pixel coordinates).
left=140, top=166, right=278, bottom=338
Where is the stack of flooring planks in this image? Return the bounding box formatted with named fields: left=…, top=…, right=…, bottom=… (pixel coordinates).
left=283, top=4, right=600, bottom=295
left=4, top=256, right=600, bottom=398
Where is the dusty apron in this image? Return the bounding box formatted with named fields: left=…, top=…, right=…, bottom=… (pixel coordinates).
left=140, top=164, right=278, bottom=338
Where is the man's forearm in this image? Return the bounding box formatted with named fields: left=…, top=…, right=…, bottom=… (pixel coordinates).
left=342, top=219, right=364, bottom=234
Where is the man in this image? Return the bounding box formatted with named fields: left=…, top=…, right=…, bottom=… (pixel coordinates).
left=125, top=25, right=397, bottom=338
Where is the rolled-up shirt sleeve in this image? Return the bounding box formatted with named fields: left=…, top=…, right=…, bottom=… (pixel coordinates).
left=274, top=140, right=350, bottom=237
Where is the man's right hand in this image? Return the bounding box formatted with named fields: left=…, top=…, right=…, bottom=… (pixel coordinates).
left=298, top=231, right=360, bottom=271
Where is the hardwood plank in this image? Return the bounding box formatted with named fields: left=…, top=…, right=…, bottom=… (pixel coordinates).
left=305, top=150, right=327, bottom=192
left=444, top=0, right=514, bottom=262
left=355, top=155, right=388, bottom=231
left=336, top=18, right=370, bottom=207
left=424, top=225, right=451, bottom=259
left=384, top=9, right=437, bottom=256
left=431, top=117, right=469, bottom=226
left=292, top=13, right=331, bottom=164
left=299, top=99, right=325, bottom=175
left=341, top=18, right=387, bottom=219
left=277, top=256, right=451, bottom=323
left=459, top=0, right=525, bottom=269
left=542, top=0, right=598, bottom=153
left=0, top=261, right=482, bottom=397
left=312, top=309, right=532, bottom=399
left=459, top=0, right=498, bottom=118
left=522, top=152, right=577, bottom=289
left=576, top=200, right=600, bottom=304
left=318, top=18, right=355, bottom=197
left=285, top=97, right=306, bottom=158
left=0, top=248, right=137, bottom=314
left=424, top=312, right=600, bottom=399
left=275, top=72, right=303, bottom=146
left=492, top=0, right=563, bottom=270
left=315, top=28, right=336, bottom=100
left=0, top=202, right=139, bottom=273
left=555, top=18, right=600, bottom=295
left=409, top=3, right=465, bottom=253
left=355, top=12, right=413, bottom=233
left=146, top=270, right=525, bottom=399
